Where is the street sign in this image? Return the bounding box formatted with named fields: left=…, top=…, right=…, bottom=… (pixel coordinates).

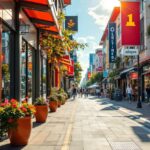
left=123, top=48, right=138, bottom=56
left=108, top=23, right=116, bottom=63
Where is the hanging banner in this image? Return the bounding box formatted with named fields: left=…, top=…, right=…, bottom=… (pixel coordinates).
left=65, top=16, right=78, bottom=31
left=121, top=1, right=140, bottom=45
left=88, top=72, right=91, bottom=79
left=64, top=0, right=71, bottom=5
left=95, top=49, right=103, bottom=72
left=67, top=60, right=74, bottom=76
left=109, top=23, right=116, bottom=63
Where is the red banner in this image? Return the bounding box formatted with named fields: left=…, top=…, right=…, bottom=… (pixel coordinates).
left=130, top=72, right=138, bottom=79
left=88, top=72, right=91, bottom=79
left=121, top=2, right=140, bottom=45
left=67, top=60, right=74, bottom=76
left=64, top=0, right=71, bottom=5
left=95, top=49, right=103, bottom=72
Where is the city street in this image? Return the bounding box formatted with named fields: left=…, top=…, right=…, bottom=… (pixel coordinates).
left=1, top=96, right=150, bottom=150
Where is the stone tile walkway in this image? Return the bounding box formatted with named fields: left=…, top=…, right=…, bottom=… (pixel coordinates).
left=0, top=96, right=150, bottom=150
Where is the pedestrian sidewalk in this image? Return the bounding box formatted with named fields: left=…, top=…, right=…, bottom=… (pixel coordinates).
left=0, top=99, right=79, bottom=150
left=97, top=97, right=150, bottom=129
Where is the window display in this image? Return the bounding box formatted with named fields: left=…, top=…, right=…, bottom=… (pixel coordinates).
left=2, top=25, right=11, bottom=99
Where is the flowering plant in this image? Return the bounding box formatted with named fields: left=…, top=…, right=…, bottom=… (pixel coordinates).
left=34, top=97, right=48, bottom=106
left=0, top=99, right=36, bottom=137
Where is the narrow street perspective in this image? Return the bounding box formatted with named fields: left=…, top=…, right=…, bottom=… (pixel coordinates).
left=1, top=0, right=150, bottom=150
left=1, top=96, right=150, bottom=150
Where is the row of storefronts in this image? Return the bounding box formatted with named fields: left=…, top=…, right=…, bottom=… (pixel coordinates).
left=0, top=0, right=73, bottom=102
left=100, top=1, right=150, bottom=101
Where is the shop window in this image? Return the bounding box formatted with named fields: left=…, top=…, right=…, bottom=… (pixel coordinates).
left=41, top=57, right=47, bottom=97
left=27, top=45, right=32, bottom=100
left=2, top=25, right=11, bottom=99
left=20, top=40, right=27, bottom=99
left=20, top=39, right=33, bottom=101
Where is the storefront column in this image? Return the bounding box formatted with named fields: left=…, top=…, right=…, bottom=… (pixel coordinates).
left=33, top=29, right=40, bottom=101
left=14, top=2, right=21, bottom=101
left=0, top=19, right=2, bottom=101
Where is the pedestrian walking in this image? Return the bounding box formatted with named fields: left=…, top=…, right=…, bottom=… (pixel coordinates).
left=72, top=85, right=77, bottom=100
left=146, top=85, right=150, bottom=102
left=126, top=84, right=132, bottom=103
left=80, top=88, right=83, bottom=98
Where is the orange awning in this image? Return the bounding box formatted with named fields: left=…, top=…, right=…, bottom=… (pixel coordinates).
left=20, top=0, right=60, bottom=34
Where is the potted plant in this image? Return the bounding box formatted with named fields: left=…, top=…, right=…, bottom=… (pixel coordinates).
left=0, top=99, right=36, bottom=146
left=48, top=95, right=58, bottom=112
left=56, top=94, right=64, bottom=106
left=34, top=97, right=48, bottom=123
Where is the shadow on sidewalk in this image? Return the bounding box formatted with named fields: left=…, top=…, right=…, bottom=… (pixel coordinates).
left=33, top=122, right=43, bottom=128
left=132, top=126, right=150, bottom=142
left=0, top=144, right=25, bottom=150
left=100, top=106, right=119, bottom=111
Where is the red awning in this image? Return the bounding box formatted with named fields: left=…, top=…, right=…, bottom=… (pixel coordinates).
left=20, top=0, right=60, bottom=34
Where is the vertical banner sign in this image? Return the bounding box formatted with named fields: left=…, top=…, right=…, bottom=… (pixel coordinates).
left=95, top=50, right=103, bottom=72
left=65, top=16, right=78, bottom=31
left=109, top=23, right=116, bottom=63
left=121, top=2, right=140, bottom=45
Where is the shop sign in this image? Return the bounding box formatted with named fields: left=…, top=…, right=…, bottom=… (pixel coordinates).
left=123, top=48, right=138, bottom=56
left=130, top=72, right=138, bottom=79
left=65, top=16, right=78, bottom=31
left=109, top=23, right=116, bottom=63
left=121, top=1, right=140, bottom=45
left=95, top=50, right=103, bottom=72
left=103, top=70, right=108, bottom=78
left=88, top=72, right=91, bottom=79
left=67, top=60, right=74, bottom=76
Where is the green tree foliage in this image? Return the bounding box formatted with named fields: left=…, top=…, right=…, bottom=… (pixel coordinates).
left=86, top=72, right=103, bottom=86
left=74, top=62, right=82, bottom=84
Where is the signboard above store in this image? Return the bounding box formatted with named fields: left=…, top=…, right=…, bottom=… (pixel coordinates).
left=123, top=48, right=138, bottom=56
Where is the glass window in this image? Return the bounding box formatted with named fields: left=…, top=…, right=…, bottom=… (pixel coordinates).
left=41, top=57, right=47, bottom=98
left=28, top=45, right=32, bottom=101
left=20, top=39, right=33, bottom=101
left=2, top=25, right=11, bottom=99
left=20, top=40, right=27, bottom=100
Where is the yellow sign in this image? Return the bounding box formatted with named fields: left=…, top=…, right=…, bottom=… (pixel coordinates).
left=126, top=14, right=136, bottom=27
left=67, top=19, right=75, bottom=28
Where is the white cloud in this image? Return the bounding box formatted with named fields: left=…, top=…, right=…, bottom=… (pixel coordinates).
left=88, top=0, right=120, bottom=30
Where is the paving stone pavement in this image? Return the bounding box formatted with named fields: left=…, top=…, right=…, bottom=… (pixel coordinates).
left=0, top=96, right=150, bottom=150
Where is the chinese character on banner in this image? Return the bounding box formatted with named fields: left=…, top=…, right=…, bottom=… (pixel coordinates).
left=121, top=1, right=140, bottom=45
left=65, top=16, right=78, bottom=31
left=109, top=23, right=116, bottom=63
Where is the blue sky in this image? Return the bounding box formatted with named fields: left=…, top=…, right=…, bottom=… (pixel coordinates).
left=65, top=0, right=120, bottom=79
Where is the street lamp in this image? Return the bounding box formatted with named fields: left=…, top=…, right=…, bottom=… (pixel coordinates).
left=137, top=47, right=142, bottom=108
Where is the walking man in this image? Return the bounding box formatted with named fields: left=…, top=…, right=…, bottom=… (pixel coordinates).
left=126, top=84, right=132, bottom=103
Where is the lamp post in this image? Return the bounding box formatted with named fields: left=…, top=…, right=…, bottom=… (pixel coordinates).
left=137, top=47, right=142, bottom=108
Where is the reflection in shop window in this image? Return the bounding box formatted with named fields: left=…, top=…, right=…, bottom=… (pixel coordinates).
left=2, top=26, right=11, bottom=99
left=21, top=40, right=27, bottom=100
left=28, top=46, right=32, bottom=100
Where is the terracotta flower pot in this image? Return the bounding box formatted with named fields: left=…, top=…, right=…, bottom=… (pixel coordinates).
left=58, top=100, right=62, bottom=107
left=8, top=117, right=32, bottom=146
left=49, top=101, right=58, bottom=112
left=34, top=105, right=48, bottom=123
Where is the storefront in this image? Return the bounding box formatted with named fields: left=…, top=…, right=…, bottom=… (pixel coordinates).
left=142, top=63, right=150, bottom=100
left=0, top=1, right=15, bottom=100
left=0, top=0, right=60, bottom=102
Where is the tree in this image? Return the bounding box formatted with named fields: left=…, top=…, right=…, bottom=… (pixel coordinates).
left=86, top=72, right=103, bottom=86
left=74, top=62, right=82, bottom=84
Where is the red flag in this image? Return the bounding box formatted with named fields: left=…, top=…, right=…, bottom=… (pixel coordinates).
left=121, top=2, right=140, bottom=45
